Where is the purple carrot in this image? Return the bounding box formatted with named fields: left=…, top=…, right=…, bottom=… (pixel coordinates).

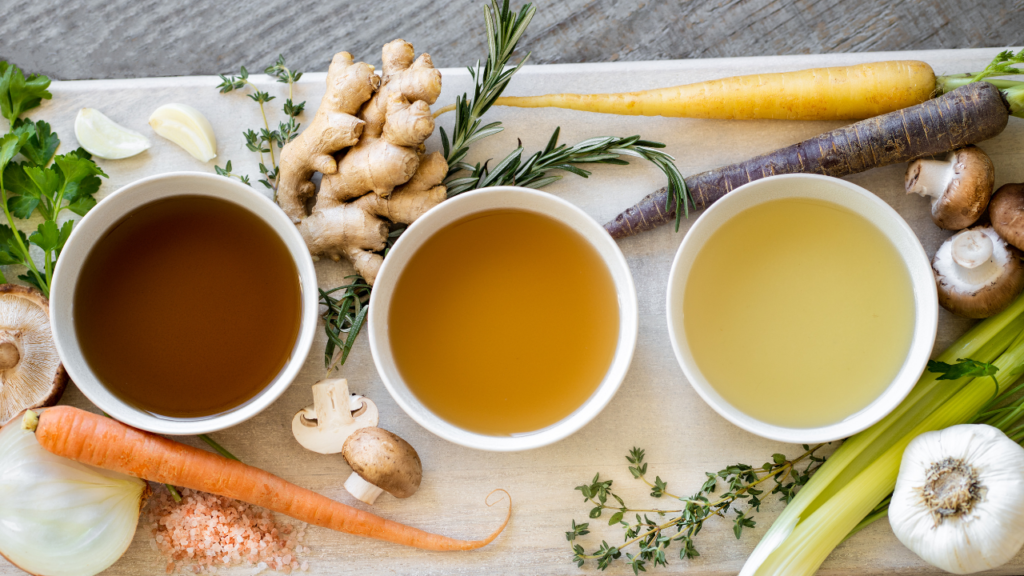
left=605, top=81, right=1010, bottom=239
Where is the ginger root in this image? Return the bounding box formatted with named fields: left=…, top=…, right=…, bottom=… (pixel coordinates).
left=278, top=40, right=445, bottom=283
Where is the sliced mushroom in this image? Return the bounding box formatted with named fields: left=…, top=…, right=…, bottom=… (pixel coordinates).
left=342, top=427, right=422, bottom=505
left=906, top=146, right=995, bottom=230
left=291, top=378, right=378, bottom=454
left=0, top=285, right=67, bottom=426
left=933, top=226, right=1024, bottom=318
left=989, top=183, right=1024, bottom=251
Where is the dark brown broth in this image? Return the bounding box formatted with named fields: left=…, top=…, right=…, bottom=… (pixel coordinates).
left=74, top=195, right=301, bottom=418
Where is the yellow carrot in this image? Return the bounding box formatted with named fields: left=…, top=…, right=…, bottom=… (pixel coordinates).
left=492, top=60, right=936, bottom=121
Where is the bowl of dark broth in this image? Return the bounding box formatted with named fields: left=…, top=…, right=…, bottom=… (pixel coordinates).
left=50, top=172, right=318, bottom=435
left=368, top=186, right=639, bottom=451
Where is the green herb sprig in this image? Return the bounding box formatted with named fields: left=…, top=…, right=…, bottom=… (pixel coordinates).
left=569, top=445, right=827, bottom=573
left=215, top=56, right=306, bottom=190
left=446, top=128, right=686, bottom=200
left=937, top=49, right=1024, bottom=118
left=0, top=63, right=106, bottom=295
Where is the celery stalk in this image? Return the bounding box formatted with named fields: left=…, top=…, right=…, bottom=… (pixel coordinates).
left=740, top=294, right=1024, bottom=576
left=748, top=316, right=1024, bottom=575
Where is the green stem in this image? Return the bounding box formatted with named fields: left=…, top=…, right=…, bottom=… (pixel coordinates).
left=0, top=171, right=47, bottom=294
left=198, top=433, right=240, bottom=461
left=936, top=75, right=1024, bottom=118
left=166, top=484, right=183, bottom=503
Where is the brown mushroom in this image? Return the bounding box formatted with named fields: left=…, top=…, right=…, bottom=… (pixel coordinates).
left=906, top=146, right=995, bottom=230
left=932, top=226, right=1024, bottom=318
left=341, top=427, right=422, bottom=505
left=0, top=285, right=67, bottom=425
left=989, top=183, right=1024, bottom=251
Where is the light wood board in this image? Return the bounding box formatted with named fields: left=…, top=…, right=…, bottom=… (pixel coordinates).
left=2, top=48, right=1023, bottom=576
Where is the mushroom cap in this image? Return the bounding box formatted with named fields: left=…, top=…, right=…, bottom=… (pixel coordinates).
left=0, top=285, right=67, bottom=426
left=933, top=226, right=1024, bottom=319
left=989, top=183, right=1024, bottom=251
left=342, top=427, right=422, bottom=499
left=906, top=146, right=995, bottom=231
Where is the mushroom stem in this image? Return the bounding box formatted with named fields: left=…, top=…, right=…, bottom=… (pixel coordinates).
left=951, top=229, right=1001, bottom=285
left=906, top=158, right=953, bottom=200
left=0, top=340, right=19, bottom=371
left=344, top=472, right=385, bottom=505
left=310, top=379, right=356, bottom=428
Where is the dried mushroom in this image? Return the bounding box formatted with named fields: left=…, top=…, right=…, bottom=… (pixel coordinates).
left=0, top=285, right=67, bottom=425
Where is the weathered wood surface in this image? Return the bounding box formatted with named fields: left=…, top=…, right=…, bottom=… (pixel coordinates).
left=2, top=48, right=1024, bottom=575
left=1, top=0, right=1022, bottom=80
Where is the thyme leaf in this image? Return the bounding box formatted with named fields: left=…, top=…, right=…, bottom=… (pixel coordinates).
left=570, top=445, right=827, bottom=570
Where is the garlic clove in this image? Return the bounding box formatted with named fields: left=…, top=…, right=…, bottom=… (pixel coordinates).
left=148, top=103, right=217, bottom=162
left=74, top=108, right=152, bottom=160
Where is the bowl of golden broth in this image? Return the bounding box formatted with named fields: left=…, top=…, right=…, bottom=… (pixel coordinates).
left=666, top=174, right=937, bottom=443
left=50, top=172, right=319, bottom=435
left=368, top=186, right=638, bottom=451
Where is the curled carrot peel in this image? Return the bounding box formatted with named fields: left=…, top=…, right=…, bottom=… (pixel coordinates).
left=33, top=406, right=510, bottom=551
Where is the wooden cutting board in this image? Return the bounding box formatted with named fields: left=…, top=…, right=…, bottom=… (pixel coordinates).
left=4, top=47, right=1023, bottom=576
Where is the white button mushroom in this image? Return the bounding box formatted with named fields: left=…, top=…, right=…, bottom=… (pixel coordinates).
left=0, top=286, right=68, bottom=426
left=932, top=226, right=1024, bottom=318
left=906, top=146, right=995, bottom=230
left=341, top=427, right=422, bottom=505
left=291, top=379, right=379, bottom=454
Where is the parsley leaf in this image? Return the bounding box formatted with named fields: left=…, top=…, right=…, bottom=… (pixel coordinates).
left=12, top=119, right=59, bottom=167
left=927, top=358, right=999, bottom=381
left=0, top=62, right=51, bottom=125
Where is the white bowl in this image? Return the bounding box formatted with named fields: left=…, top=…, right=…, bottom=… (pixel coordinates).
left=368, top=186, right=638, bottom=451
left=50, top=172, right=318, bottom=435
left=666, top=174, right=938, bottom=444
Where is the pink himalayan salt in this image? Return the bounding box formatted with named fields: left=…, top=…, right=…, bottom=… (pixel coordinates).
left=143, top=486, right=310, bottom=574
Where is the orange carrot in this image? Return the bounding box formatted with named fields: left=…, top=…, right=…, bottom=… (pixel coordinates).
left=31, top=406, right=509, bottom=551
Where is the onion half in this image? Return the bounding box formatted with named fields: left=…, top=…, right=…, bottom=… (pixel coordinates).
left=0, top=411, right=147, bottom=576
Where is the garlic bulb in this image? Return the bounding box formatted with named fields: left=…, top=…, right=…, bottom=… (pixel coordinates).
left=890, top=424, right=1024, bottom=574
left=0, top=412, right=148, bottom=576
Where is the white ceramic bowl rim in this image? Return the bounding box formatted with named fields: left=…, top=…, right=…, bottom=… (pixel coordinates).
left=666, top=174, right=938, bottom=444
left=49, top=171, right=319, bottom=435
left=368, top=186, right=639, bottom=452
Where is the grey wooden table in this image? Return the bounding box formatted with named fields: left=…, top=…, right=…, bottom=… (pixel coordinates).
left=1, top=0, right=1022, bottom=80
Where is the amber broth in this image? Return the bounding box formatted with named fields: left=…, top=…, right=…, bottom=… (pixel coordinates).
left=74, top=195, right=301, bottom=418
left=681, top=198, right=915, bottom=428
left=388, top=209, right=619, bottom=436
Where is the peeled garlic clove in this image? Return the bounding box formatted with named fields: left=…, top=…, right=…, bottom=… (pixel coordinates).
left=148, top=103, right=217, bottom=162
left=74, top=108, right=151, bottom=160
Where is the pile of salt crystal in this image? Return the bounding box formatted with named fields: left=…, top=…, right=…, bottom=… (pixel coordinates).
left=143, top=487, right=311, bottom=574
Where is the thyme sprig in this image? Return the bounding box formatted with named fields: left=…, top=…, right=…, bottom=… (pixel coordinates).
left=215, top=56, right=306, bottom=190
left=569, top=445, right=827, bottom=573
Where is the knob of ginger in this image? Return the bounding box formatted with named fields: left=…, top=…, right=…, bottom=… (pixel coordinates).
left=276, top=39, right=446, bottom=284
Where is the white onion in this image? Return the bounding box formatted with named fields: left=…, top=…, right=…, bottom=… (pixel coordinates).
left=0, top=413, right=147, bottom=576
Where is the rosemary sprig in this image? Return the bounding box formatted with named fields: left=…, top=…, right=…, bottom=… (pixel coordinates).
left=569, top=445, right=827, bottom=573
left=320, top=276, right=372, bottom=373
left=446, top=128, right=687, bottom=202
left=439, top=0, right=535, bottom=175
left=215, top=56, right=306, bottom=191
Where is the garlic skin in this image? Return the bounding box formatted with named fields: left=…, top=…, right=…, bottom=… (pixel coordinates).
left=890, top=424, right=1024, bottom=574
left=148, top=103, right=217, bottom=162
left=0, top=413, right=148, bottom=576
left=74, top=108, right=151, bottom=159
